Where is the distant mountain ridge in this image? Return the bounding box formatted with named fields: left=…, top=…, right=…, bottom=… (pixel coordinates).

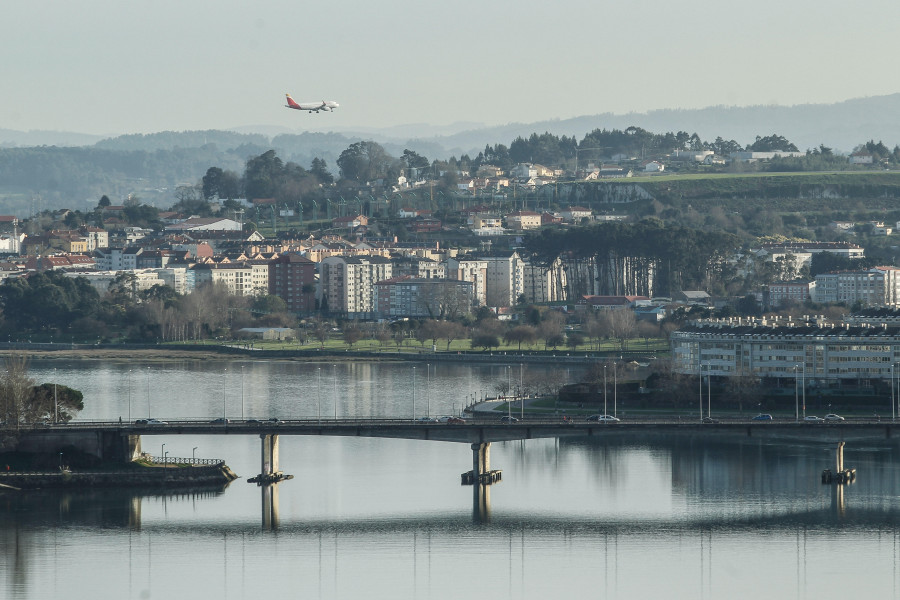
left=2, top=93, right=900, bottom=159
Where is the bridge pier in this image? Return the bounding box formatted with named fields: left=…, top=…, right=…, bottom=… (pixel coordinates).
left=472, top=442, right=490, bottom=479
left=249, top=434, right=293, bottom=486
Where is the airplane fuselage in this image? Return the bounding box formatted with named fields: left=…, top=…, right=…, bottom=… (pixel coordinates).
left=285, top=94, right=339, bottom=113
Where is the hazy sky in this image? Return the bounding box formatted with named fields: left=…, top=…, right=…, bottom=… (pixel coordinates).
left=3, top=0, right=898, bottom=136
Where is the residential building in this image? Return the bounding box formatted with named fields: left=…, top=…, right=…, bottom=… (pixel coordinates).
left=268, top=253, right=316, bottom=313
left=445, top=256, right=488, bottom=307
left=374, top=277, right=473, bottom=319
left=671, top=315, right=900, bottom=383
left=192, top=262, right=257, bottom=296
left=768, top=280, right=815, bottom=306
left=814, top=267, right=900, bottom=306
left=318, top=255, right=393, bottom=318
left=521, top=258, right=566, bottom=304
left=472, top=250, right=524, bottom=308
left=505, top=210, right=542, bottom=231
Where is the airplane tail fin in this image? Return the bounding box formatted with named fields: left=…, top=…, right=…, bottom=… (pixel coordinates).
left=285, top=93, right=301, bottom=109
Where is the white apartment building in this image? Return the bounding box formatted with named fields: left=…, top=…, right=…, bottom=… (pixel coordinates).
left=318, top=255, right=393, bottom=317
left=814, top=267, right=900, bottom=307
left=671, top=316, right=900, bottom=383
left=521, top=258, right=567, bottom=304
left=445, top=256, right=488, bottom=307
left=193, top=262, right=257, bottom=296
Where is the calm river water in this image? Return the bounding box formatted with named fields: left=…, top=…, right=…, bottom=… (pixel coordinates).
left=3, top=358, right=900, bottom=600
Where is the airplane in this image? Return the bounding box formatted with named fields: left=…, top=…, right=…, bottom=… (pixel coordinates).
left=285, top=93, right=339, bottom=113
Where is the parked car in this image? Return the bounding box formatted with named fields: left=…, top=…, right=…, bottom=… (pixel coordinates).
left=824, top=414, right=845, bottom=421
left=751, top=414, right=773, bottom=421
left=499, top=416, right=519, bottom=424
left=586, top=415, right=620, bottom=422
left=803, top=416, right=824, bottom=422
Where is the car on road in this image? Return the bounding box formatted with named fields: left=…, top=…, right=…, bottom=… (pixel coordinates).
left=417, top=417, right=438, bottom=423
left=134, top=418, right=167, bottom=426
left=499, top=416, right=519, bottom=424
left=586, top=415, right=620, bottom=422
left=446, top=417, right=466, bottom=424
left=751, top=414, right=773, bottom=421
left=803, top=416, right=824, bottom=422
left=824, top=414, right=845, bottom=421
left=702, top=417, right=719, bottom=424
left=210, top=418, right=230, bottom=424
left=266, top=418, right=283, bottom=425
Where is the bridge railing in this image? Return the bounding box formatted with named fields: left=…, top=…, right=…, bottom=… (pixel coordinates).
left=146, top=456, right=224, bottom=466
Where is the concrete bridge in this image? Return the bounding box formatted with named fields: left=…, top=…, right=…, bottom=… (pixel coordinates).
left=5, top=417, right=897, bottom=524
left=6, top=417, right=898, bottom=478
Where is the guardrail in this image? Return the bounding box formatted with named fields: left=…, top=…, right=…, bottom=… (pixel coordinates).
left=2, top=416, right=889, bottom=429
left=147, top=456, right=223, bottom=466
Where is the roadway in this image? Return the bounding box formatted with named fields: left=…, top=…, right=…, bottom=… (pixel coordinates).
left=6, top=416, right=899, bottom=444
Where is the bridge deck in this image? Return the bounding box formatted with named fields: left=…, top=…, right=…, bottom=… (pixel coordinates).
left=5, top=418, right=898, bottom=444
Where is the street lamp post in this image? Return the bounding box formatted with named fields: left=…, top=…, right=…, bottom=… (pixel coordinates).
left=333, top=364, right=337, bottom=420
left=146, top=367, right=151, bottom=418
left=241, top=365, right=245, bottom=420
left=794, top=365, right=800, bottom=422
left=412, top=366, right=417, bottom=420
left=802, top=363, right=806, bottom=418
left=222, top=368, right=227, bottom=421
left=613, top=363, right=617, bottom=418
left=891, top=363, right=897, bottom=421
left=603, top=365, right=608, bottom=416
left=161, top=443, right=165, bottom=464
left=192, top=447, right=197, bottom=463
left=127, top=369, right=132, bottom=422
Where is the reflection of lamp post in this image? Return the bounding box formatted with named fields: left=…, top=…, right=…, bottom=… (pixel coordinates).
left=164, top=451, right=169, bottom=472
left=794, top=365, right=800, bottom=422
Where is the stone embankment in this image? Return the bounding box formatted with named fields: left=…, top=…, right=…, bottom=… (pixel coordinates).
left=0, top=463, right=238, bottom=490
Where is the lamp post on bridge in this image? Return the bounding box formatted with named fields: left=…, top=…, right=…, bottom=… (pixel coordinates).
left=603, top=365, right=608, bottom=417
left=412, top=366, right=417, bottom=420
left=222, top=368, right=227, bottom=421
left=127, top=369, right=132, bottom=422
left=241, top=365, right=245, bottom=421
left=794, top=365, right=800, bottom=422
left=146, top=366, right=151, bottom=418
left=161, top=443, right=165, bottom=465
